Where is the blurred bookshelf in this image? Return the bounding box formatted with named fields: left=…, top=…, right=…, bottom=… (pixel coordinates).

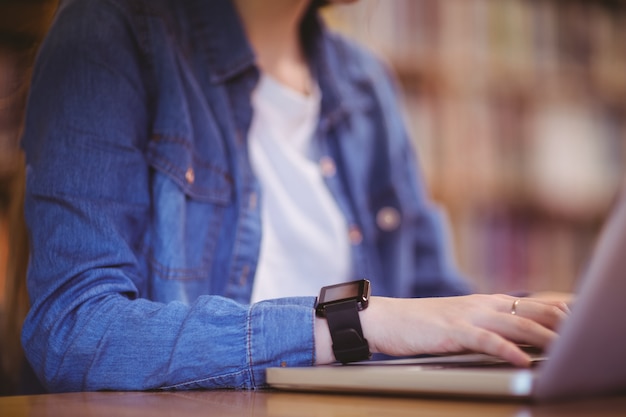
left=324, top=0, right=626, bottom=294
left=0, top=0, right=58, bottom=179
left=1, top=0, right=57, bottom=297
left=1, top=0, right=57, bottom=395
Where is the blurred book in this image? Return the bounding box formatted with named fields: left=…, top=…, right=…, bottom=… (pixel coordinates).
left=325, top=0, right=626, bottom=292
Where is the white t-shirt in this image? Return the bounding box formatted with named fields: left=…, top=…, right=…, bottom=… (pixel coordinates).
left=249, top=74, right=351, bottom=303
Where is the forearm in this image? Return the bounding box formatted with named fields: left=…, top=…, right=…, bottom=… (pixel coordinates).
left=23, top=290, right=316, bottom=392
left=315, top=294, right=568, bottom=367
left=314, top=316, right=333, bottom=365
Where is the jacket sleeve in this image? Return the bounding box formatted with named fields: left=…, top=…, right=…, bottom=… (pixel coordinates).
left=20, top=0, right=315, bottom=393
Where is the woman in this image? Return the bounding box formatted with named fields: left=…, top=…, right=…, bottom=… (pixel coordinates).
left=21, top=0, right=568, bottom=392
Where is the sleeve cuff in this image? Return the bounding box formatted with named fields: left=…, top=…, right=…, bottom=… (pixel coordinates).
left=247, top=296, right=317, bottom=387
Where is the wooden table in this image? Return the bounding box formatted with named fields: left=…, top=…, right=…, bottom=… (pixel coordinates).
left=2, top=390, right=626, bottom=417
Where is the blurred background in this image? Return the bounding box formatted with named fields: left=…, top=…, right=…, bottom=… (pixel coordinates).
left=325, top=0, right=626, bottom=294
left=0, top=0, right=58, bottom=396
left=0, top=0, right=625, bottom=395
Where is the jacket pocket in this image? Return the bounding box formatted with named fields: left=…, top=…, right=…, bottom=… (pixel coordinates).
left=143, top=135, right=233, bottom=290
left=147, top=134, right=232, bottom=204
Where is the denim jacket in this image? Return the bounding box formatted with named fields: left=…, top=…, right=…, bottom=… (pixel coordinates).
left=21, top=0, right=471, bottom=392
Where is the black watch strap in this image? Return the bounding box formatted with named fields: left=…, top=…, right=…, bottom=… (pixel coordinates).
left=324, top=299, right=371, bottom=364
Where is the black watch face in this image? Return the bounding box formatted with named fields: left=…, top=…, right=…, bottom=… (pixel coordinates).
left=318, top=279, right=369, bottom=305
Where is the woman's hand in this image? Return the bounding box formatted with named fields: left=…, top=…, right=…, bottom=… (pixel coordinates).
left=315, top=294, right=570, bottom=366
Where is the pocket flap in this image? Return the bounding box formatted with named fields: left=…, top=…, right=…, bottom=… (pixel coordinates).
left=147, top=136, right=233, bottom=204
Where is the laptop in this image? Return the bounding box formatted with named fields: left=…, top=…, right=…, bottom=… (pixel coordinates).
left=267, top=188, right=626, bottom=401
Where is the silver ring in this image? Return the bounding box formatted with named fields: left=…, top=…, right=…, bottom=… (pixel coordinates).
left=511, top=299, right=521, bottom=315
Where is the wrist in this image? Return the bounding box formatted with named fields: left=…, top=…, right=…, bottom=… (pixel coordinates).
left=314, top=279, right=372, bottom=364
left=315, top=303, right=380, bottom=364
left=314, top=316, right=334, bottom=364
left=359, top=295, right=384, bottom=355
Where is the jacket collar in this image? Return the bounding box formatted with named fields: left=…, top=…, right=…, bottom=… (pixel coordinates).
left=185, top=0, right=360, bottom=128
left=187, top=0, right=256, bottom=83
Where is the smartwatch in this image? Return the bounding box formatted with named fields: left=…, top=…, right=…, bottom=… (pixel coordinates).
left=315, top=279, right=372, bottom=364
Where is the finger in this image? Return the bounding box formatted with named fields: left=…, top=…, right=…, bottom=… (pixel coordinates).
left=522, top=298, right=571, bottom=314
left=495, top=295, right=570, bottom=314
left=482, top=313, right=559, bottom=350
left=528, top=298, right=572, bottom=314
left=458, top=325, right=531, bottom=367
left=505, top=298, right=569, bottom=331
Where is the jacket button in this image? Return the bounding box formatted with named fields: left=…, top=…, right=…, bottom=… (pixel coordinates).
left=319, top=156, right=336, bottom=178
left=239, top=264, right=250, bottom=287
left=376, top=207, right=401, bottom=231
left=185, top=167, right=195, bottom=184
left=249, top=192, right=258, bottom=210
left=348, top=225, right=363, bottom=245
